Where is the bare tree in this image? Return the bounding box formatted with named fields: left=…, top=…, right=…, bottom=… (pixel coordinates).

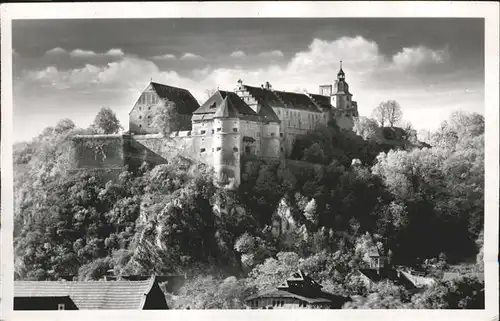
left=372, top=100, right=403, bottom=127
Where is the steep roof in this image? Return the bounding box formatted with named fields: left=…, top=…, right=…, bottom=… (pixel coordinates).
left=358, top=268, right=417, bottom=290
left=193, top=90, right=261, bottom=121
left=242, top=85, right=285, bottom=109
left=150, top=82, right=200, bottom=115
left=13, top=278, right=160, bottom=310
left=246, top=288, right=332, bottom=304
left=368, top=247, right=381, bottom=257
left=308, top=94, right=332, bottom=110
left=272, top=90, right=322, bottom=112
left=243, top=85, right=322, bottom=112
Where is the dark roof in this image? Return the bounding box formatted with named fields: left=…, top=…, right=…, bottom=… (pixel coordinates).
left=246, top=288, right=332, bottom=304
left=358, top=268, right=417, bottom=290
left=150, top=82, right=200, bottom=115
left=272, top=90, right=322, bottom=112
left=243, top=85, right=285, bottom=109
left=193, top=90, right=260, bottom=121
left=308, top=94, right=332, bottom=110
left=13, top=278, right=158, bottom=310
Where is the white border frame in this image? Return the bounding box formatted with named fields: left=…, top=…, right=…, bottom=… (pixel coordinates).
left=1, top=2, right=499, bottom=321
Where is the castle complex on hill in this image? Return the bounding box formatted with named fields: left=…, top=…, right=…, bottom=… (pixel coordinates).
left=72, top=63, right=359, bottom=186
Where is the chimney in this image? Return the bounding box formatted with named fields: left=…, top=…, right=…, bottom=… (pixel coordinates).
left=319, top=85, right=332, bottom=96
left=265, top=81, right=272, bottom=90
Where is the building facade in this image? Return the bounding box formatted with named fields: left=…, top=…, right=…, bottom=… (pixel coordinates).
left=245, top=270, right=351, bottom=309
left=72, top=64, right=359, bottom=187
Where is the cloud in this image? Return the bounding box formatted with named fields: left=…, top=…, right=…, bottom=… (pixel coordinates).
left=257, top=50, right=285, bottom=58
left=180, top=53, right=203, bottom=60
left=70, top=49, right=98, bottom=58
left=392, top=46, right=449, bottom=70
left=45, top=47, right=68, bottom=56
left=152, top=54, right=176, bottom=60
left=106, top=48, right=125, bottom=57
left=229, top=50, right=246, bottom=58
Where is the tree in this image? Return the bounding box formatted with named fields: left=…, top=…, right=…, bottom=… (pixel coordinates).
left=150, top=103, right=188, bottom=135
left=353, top=116, right=380, bottom=141
left=372, top=100, right=403, bottom=127
left=92, top=107, right=122, bottom=134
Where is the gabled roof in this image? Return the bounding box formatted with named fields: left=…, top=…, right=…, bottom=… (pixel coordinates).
left=242, top=85, right=285, bottom=109
left=13, top=277, right=159, bottom=310
left=245, top=288, right=332, bottom=304
left=272, top=90, right=322, bottom=112
left=308, top=94, right=332, bottom=110
left=149, top=82, right=200, bottom=115
left=242, top=85, right=322, bottom=112
left=358, top=268, right=417, bottom=290
left=193, top=90, right=261, bottom=121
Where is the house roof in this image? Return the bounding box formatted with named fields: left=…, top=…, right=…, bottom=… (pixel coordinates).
left=272, top=90, right=322, bottom=112
left=358, top=268, right=417, bottom=290
left=242, top=85, right=285, bottom=109
left=245, top=288, right=332, bottom=304
left=149, top=82, right=200, bottom=115
left=193, top=90, right=261, bottom=121
left=13, top=277, right=159, bottom=310
left=308, top=94, right=332, bottom=110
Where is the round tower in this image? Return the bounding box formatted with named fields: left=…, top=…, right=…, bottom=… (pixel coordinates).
left=212, top=96, right=241, bottom=187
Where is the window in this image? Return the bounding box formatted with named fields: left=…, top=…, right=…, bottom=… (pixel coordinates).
left=304, top=303, right=307, bottom=308
left=280, top=133, right=284, bottom=138
left=271, top=133, right=275, bottom=137
left=139, top=124, right=142, bottom=128
left=299, top=302, right=302, bottom=307
left=58, top=304, right=65, bottom=310
left=148, top=115, right=151, bottom=119
left=200, top=148, right=206, bottom=153
left=139, top=107, right=142, bottom=111
left=281, top=301, right=284, bottom=307
left=212, top=148, right=214, bottom=152
left=233, top=147, right=238, bottom=152
left=217, top=147, right=221, bottom=151
left=148, top=107, right=151, bottom=110
left=139, top=116, right=142, bottom=119
left=217, top=128, right=221, bottom=132
left=201, top=130, right=206, bottom=135
left=212, top=129, right=215, bottom=134
left=233, top=128, right=238, bottom=132
left=280, top=147, right=284, bottom=152
left=272, top=300, right=276, bottom=307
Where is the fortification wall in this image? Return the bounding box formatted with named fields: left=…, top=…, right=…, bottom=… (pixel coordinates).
left=72, top=135, right=126, bottom=169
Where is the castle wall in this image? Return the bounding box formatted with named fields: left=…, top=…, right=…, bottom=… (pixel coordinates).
left=260, top=123, right=281, bottom=159
left=72, top=135, right=126, bottom=170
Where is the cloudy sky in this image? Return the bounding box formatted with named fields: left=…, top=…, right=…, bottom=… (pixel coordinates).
left=12, top=18, right=484, bottom=142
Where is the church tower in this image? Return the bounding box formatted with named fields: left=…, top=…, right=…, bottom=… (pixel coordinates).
left=330, top=61, right=359, bottom=130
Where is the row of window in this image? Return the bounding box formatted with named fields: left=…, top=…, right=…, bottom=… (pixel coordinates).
left=138, top=93, right=160, bottom=105
left=138, top=106, right=152, bottom=111
left=200, top=147, right=239, bottom=153
left=277, top=109, right=324, bottom=121
left=200, top=128, right=238, bottom=135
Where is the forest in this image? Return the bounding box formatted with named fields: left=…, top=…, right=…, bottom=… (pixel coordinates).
left=13, top=107, right=485, bottom=309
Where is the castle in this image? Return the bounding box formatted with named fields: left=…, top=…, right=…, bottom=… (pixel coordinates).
left=72, top=63, right=359, bottom=186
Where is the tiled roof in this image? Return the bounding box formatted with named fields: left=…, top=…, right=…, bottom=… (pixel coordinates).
left=246, top=288, right=332, bottom=304
left=13, top=278, right=158, bottom=310
left=272, top=90, right=322, bottom=112
left=308, top=94, right=332, bottom=110
left=193, top=90, right=260, bottom=121
left=150, top=82, right=200, bottom=115
left=358, top=268, right=417, bottom=290
left=242, top=85, right=285, bottom=109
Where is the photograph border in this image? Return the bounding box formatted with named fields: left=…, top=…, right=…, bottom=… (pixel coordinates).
left=1, top=2, right=498, bottom=321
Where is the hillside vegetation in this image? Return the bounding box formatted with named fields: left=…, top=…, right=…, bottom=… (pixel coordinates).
left=13, top=109, right=485, bottom=309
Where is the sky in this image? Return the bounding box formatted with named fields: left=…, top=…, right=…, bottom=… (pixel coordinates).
left=12, top=18, right=484, bottom=142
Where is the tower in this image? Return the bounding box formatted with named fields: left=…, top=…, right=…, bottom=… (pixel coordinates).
left=212, top=97, right=241, bottom=187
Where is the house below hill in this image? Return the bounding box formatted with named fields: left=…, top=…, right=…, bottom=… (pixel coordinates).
left=245, top=270, right=351, bottom=309
left=11, top=276, right=168, bottom=310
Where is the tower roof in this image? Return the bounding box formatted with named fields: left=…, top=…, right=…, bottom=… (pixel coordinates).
left=192, top=90, right=261, bottom=121
left=337, top=60, right=345, bottom=77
